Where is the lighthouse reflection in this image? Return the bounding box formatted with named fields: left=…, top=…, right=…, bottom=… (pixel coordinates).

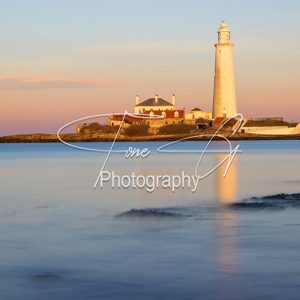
left=215, top=154, right=239, bottom=275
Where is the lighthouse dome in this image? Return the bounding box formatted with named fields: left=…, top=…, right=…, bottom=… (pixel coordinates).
left=219, top=20, right=230, bottom=32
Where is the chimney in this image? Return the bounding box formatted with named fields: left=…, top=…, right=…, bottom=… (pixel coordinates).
left=172, top=93, right=176, bottom=106
left=135, top=94, right=139, bottom=105
left=155, top=94, right=158, bottom=103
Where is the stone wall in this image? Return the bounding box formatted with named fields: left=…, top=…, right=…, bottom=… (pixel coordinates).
left=241, top=126, right=295, bottom=135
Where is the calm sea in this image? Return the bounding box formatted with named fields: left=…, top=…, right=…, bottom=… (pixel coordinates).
left=0, top=140, right=299, bottom=300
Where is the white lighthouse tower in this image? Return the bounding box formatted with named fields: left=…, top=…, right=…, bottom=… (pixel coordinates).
left=212, top=21, right=237, bottom=118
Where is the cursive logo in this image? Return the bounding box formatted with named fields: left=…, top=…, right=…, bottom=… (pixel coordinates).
left=57, top=111, right=243, bottom=192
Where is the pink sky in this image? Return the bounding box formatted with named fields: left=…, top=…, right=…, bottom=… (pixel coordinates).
left=1, top=1, right=299, bottom=135
left=1, top=49, right=298, bottom=135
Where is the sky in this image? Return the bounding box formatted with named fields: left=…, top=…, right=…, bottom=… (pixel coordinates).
left=0, top=0, right=299, bottom=134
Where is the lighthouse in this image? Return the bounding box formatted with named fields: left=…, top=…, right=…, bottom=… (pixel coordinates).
left=212, top=21, right=237, bottom=118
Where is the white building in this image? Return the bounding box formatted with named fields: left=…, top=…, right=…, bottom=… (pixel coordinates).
left=185, top=108, right=212, bottom=121
left=134, top=94, right=175, bottom=114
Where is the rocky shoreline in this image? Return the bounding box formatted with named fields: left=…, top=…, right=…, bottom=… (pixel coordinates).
left=1, top=132, right=300, bottom=143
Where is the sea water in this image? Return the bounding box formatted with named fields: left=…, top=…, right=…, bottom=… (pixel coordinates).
left=0, top=140, right=299, bottom=300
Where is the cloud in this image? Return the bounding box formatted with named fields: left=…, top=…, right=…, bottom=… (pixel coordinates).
left=0, top=77, right=121, bottom=90
left=85, top=41, right=211, bottom=55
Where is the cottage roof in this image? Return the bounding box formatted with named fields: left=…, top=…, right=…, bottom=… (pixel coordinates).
left=135, top=97, right=173, bottom=107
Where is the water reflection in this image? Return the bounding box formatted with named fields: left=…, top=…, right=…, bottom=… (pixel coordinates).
left=215, top=155, right=239, bottom=275
left=216, top=154, right=238, bottom=206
